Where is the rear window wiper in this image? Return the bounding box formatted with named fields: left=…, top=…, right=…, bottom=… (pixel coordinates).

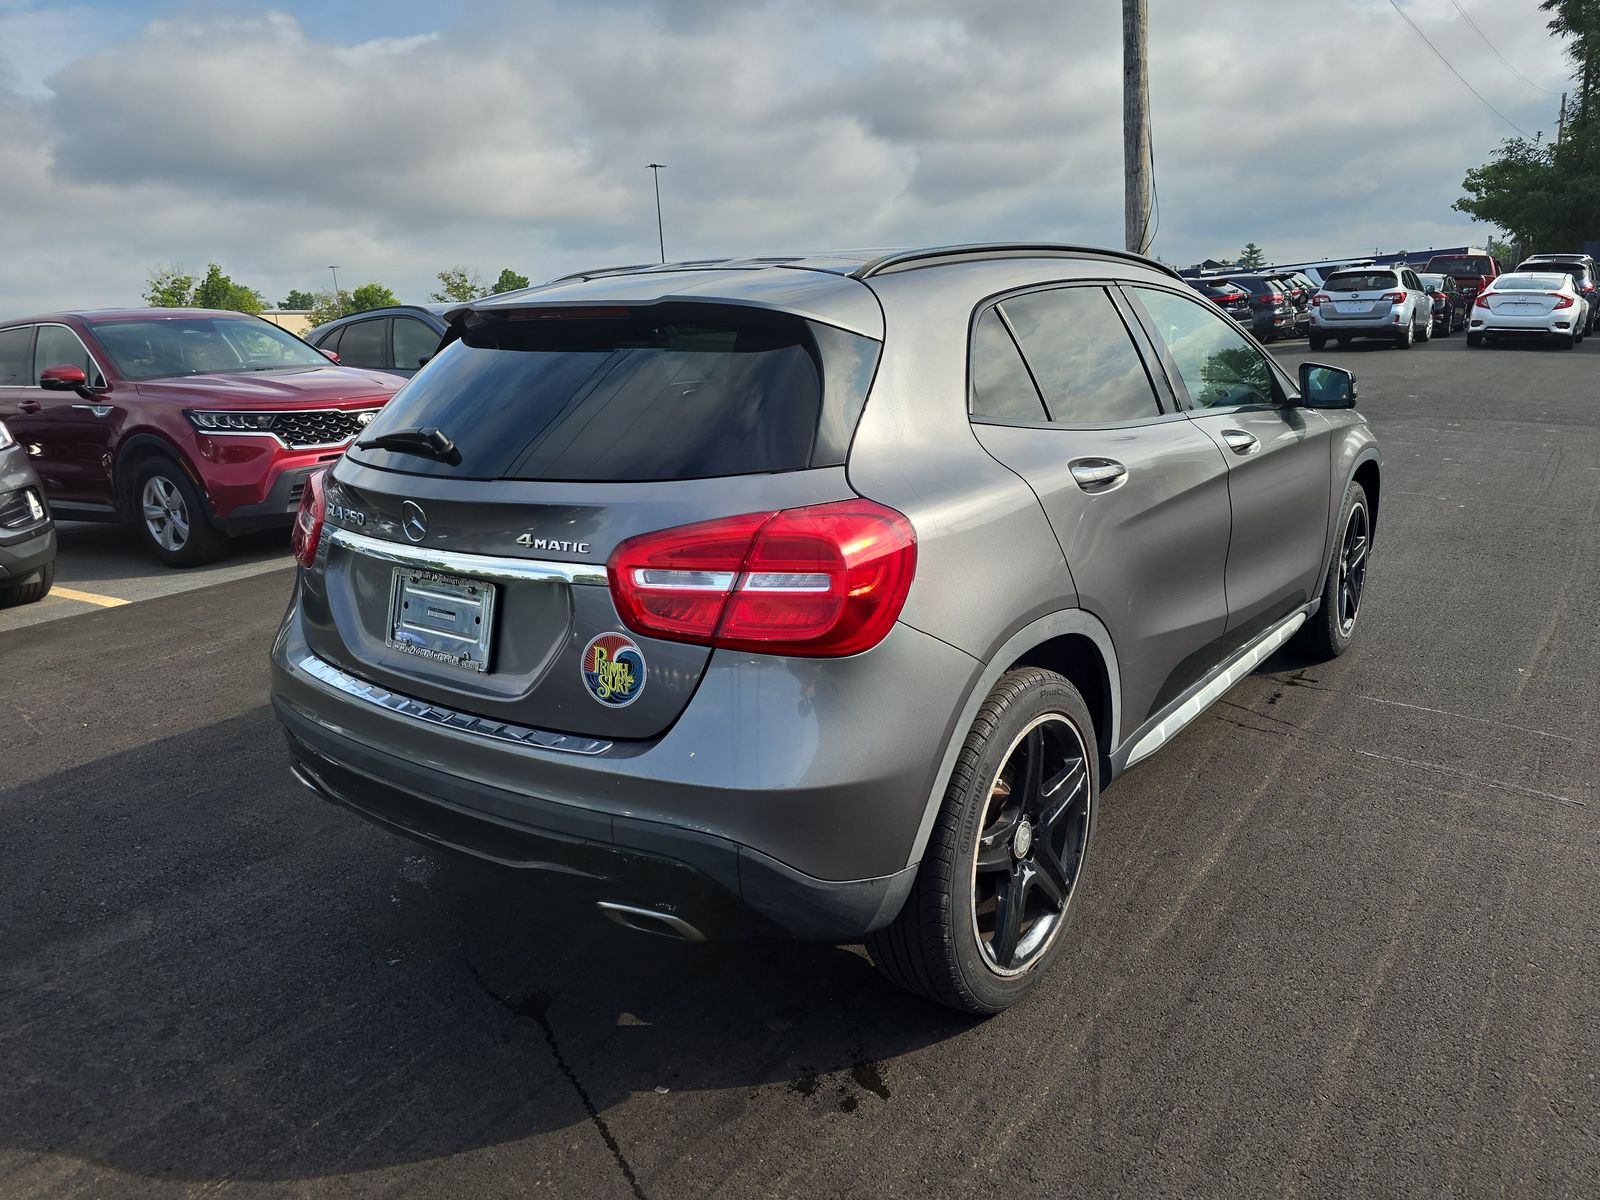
left=355, top=426, right=460, bottom=464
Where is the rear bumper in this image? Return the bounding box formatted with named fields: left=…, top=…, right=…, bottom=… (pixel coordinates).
left=1469, top=314, right=1577, bottom=337
left=269, top=592, right=977, bottom=940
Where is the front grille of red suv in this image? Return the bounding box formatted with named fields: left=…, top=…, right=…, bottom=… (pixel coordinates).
left=271, top=409, right=369, bottom=448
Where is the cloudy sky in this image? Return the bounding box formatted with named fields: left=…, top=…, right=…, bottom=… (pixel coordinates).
left=0, top=0, right=1573, bottom=316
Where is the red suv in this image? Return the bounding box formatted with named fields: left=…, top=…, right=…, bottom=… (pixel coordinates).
left=1423, top=253, right=1501, bottom=307
left=0, top=309, right=401, bottom=565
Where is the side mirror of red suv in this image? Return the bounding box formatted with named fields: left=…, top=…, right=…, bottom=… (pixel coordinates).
left=38, top=364, right=89, bottom=393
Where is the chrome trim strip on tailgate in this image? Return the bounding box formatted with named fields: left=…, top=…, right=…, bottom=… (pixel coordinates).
left=295, top=653, right=613, bottom=756
left=328, top=527, right=607, bottom=586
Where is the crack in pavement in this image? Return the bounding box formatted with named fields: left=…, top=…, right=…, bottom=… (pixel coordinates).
left=463, top=959, right=651, bottom=1200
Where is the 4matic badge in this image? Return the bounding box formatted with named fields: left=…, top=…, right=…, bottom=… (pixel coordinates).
left=581, top=632, right=646, bottom=708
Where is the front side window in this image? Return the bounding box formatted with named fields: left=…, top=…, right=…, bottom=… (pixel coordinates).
left=969, top=308, right=1046, bottom=422
left=0, top=327, right=32, bottom=387
left=997, top=287, right=1161, bottom=424
left=87, top=317, right=328, bottom=380
left=393, top=318, right=441, bottom=371
left=33, top=325, right=103, bottom=386
left=1130, top=287, right=1280, bottom=411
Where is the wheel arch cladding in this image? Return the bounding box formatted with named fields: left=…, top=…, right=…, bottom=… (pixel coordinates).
left=115, top=433, right=201, bottom=510
left=1008, top=634, right=1113, bottom=767
left=1352, top=456, right=1381, bottom=540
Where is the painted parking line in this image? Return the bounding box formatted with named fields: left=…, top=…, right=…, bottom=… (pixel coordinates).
left=49, top=585, right=130, bottom=608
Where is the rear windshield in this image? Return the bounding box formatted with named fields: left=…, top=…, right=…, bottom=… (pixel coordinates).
left=346, top=305, right=880, bottom=482
left=1428, top=257, right=1493, bottom=278
left=1323, top=272, right=1399, bottom=292
left=1418, top=274, right=1447, bottom=289
left=1494, top=274, right=1565, bottom=292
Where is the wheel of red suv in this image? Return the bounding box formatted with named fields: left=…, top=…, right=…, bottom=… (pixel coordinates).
left=1293, top=480, right=1370, bottom=661
left=0, top=560, right=53, bottom=608
left=133, top=458, right=230, bottom=567
left=867, top=667, right=1097, bottom=1014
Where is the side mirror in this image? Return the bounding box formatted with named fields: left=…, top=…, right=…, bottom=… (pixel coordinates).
left=417, top=355, right=432, bottom=368
left=321, top=349, right=340, bottom=363
left=39, top=364, right=89, bottom=393
left=1299, top=362, right=1358, bottom=409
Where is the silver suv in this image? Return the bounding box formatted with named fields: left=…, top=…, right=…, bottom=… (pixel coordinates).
left=1310, top=266, right=1432, bottom=350
left=270, top=244, right=1382, bottom=1013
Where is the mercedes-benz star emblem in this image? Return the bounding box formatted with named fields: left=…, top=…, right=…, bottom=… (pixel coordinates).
left=401, top=501, right=428, bottom=543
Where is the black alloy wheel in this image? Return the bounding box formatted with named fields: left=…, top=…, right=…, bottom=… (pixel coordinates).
left=1336, top=499, right=1369, bottom=636
left=969, top=715, right=1091, bottom=975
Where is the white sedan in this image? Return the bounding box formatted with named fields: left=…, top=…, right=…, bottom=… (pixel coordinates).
left=1467, top=272, right=1589, bottom=349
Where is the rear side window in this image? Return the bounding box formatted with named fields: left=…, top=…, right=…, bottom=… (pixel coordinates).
left=997, top=287, right=1161, bottom=425
left=392, top=317, right=440, bottom=370
left=337, top=319, right=389, bottom=370
left=969, top=309, right=1046, bottom=422
left=349, top=305, right=880, bottom=482
left=0, top=327, right=32, bottom=386
left=1324, top=272, right=1399, bottom=292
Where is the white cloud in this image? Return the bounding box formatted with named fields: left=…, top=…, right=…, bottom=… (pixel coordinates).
left=0, top=0, right=1572, bottom=317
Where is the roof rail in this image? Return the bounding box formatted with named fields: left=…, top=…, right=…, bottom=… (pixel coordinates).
left=849, top=242, right=1181, bottom=281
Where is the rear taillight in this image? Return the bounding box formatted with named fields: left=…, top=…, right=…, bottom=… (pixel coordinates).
left=1474, top=294, right=1492, bottom=309
left=1311, top=293, right=1329, bottom=307
left=1259, top=292, right=1285, bottom=303
left=291, top=468, right=327, bottom=567
left=607, top=500, right=917, bottom=657
left=1551, top=294, right=1574, bottom=308
left=1380, top=291, right=1407, bottom=303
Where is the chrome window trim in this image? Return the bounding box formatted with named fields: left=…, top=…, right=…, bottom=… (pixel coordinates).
left=294, top=652, right=612, bottom=755
left=328, top=526, right=608, bottom=586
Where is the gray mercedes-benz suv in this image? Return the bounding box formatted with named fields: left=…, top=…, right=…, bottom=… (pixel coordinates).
left=270, top=243, right=1381, bottom=1013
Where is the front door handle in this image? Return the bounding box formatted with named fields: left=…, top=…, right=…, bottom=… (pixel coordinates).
left=1069, top=457, right=1128, bottom=493
left=1220, top=429, right=1260, bottom=455
left=17, top=399, right=41, bottom=414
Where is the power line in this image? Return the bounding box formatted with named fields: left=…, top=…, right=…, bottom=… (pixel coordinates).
left=1386, top=0, right=1530, bottom=137
left=1449, top=0, right=1559, bottom=97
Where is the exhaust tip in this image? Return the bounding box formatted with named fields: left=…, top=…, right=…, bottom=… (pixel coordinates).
left=597, top=901, right=706, bottom=942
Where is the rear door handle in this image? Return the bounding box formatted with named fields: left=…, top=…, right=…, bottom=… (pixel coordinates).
left=1220, top=429, right=1260, bottom=455
left=17, top=399, right=41, bottom=414
left=1069, top=457, right=1127, bottom=493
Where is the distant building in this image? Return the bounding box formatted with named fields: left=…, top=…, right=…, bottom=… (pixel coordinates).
left=259, top=310, right=312, bottom=335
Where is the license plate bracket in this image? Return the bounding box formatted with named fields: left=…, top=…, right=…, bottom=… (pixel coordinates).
left=387, top=568, right=497, bottom=673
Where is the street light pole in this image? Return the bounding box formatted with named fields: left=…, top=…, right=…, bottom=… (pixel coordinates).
left=646, top=163, right=666, bottom=263
left=328, top=265, right=341, bottom=295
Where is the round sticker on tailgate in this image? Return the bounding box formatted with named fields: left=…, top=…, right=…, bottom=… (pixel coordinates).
left=581, top=633, right=647, bottom=708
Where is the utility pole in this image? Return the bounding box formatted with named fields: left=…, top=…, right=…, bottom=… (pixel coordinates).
left=1122, top=0, right=1152, bottom=256
left=328, top=266, right=341, bottom=295
left=1557, top=91, right=1567, bottom=145
left=646, top=163, right=666, bottom=263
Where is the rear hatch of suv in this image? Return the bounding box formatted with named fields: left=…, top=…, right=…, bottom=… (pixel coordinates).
left=300, top=296, right=883, bottom=741
left=1317, top=271, right=1405, bottom=322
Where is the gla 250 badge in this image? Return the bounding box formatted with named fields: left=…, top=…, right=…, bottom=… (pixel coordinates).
left=516, top=534, right=591, bottom=554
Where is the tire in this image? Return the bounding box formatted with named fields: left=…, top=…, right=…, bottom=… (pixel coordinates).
left=1395, top=320, right=1414, bottom=349
left=1556, top=332, right=1576, bottom=350
left=1336, top=336, right=1350, bottom=347
left=132, top=457, right=230, bottom=567
left=867, top=667, right=1098, bottom=1015
left=1416, top=312, right=1431, bottom=342
left=1309, top=333, right=1327, bottom=352
left=1467, top=332, right=1483, bottom=347
left=0, top=560, right=54, bottom=608
left=1293, top=481, right=1370, bottom=661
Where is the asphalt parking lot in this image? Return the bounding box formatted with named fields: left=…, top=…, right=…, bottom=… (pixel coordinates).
left=3, top=332, right=1597, bottom=1198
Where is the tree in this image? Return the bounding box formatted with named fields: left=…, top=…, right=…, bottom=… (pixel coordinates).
left=490, top=267, right=530, bottom=294
left=145, top=266, right=195, bottom=308
left=1457, top=4, right=1600, bottom=250
left=192, top=263, right=264, bottom=313
left=280, top=289, right=317, bottom=311
left=430, top=266, right=487, bottom=303
left=305, top=289, right=352, bottom=328
left=1238, top=243, right=1267, bottom=270
left=349, top=282, right=400, bottom=312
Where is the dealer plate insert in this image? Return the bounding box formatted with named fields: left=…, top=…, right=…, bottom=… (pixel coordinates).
left=387, top=567, right=497, bottom=673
